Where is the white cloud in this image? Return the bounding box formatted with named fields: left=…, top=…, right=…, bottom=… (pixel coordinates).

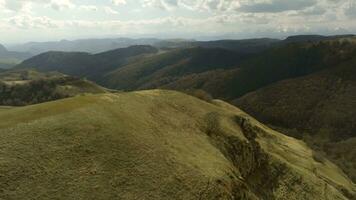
left=142, top=0, right=321, bottom=12
left=50, top=0, right=75, bottom=10
left=79, top=5, right=99, bottom=12
left=0, top=0, right=355, bottom=43
left=7, top=14, right=58, bottom=29
left=104, top=6, right=119, bottom=14
left=112, top=0, right=126, bottom=6
left=0, top=0, right=75, bottom=12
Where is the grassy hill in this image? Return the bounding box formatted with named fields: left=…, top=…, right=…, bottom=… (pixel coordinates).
left=0, top=70, right=107, bottom=106
left=0, top=90, right=355, bottom=199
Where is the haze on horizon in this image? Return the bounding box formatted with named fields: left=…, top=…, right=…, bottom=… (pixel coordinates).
left=0, top=0, right=355, bottom=44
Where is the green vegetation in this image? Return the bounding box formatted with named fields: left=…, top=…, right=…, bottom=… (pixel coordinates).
left=0, top=90, right=354, bottom=199
left=16, top=45, right=158, bottom=81
left=101, top=47, right=248, bottom=90
left=0, top=70, right=106, bottom=106
left=13, top=36, right=356, bottom=186
left=235, top=54, right=356, bottom=182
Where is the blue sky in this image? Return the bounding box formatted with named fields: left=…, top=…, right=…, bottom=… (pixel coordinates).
left=0, top=0, right=355, bottom=43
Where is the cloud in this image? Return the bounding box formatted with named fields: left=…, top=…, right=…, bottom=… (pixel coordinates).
left=237, top=0, right=317, bottom=13
left=344, top=1, right=356, bottom=19
left=104, top=7, right=119, bottom=14
left=0, top=0, right=75, bottom=12
left=142, top=0, right=320, bottom=13
left=112, top=0, right=127, bottom=6
left=79, top=5, right=99, bottom=12
left=50, top=0, right=75, bottom=10
left=7, top=14, right=58, bottom=29
left=142, top=0, right=178, bottom=10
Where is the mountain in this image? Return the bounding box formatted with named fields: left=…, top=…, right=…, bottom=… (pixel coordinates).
left=101, top=47, right=250, bottom=90
left=192, top=38, right=280, bottom=53
left=18, top=36, right=356, bottom=103
left=283, top=34, right=355, bottom=43
left=0, top=69, right=107, bottom=106
left=0, top=44, right=32, bottom=69
left=7, top=38, right=162, bottom=55
left=155, top=38, right=280, bottom=53
left=235, top=53, right=356, bottom=182
left=0, top=44, right=7, bottom=52
left=0, top=90, right=354, bottom=199
left=8, top=37, right=279, bottom=56
left=16, top=45, right=158, bottom=81
left=98, top=37, right=356, bottom=101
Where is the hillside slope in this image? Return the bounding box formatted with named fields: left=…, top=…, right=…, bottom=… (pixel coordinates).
left=0, top=90, right=355, bottom=199
left=16, top=45, right=158, bottom=81
left=235, top=56, right=356, bottom=181
left=0, top=70, right=107, bottom=106
left=0, top=44, right=32, bottom=69
left=101, top=37, right=356, bottom=101
left=101, top=47, right=249, bottom=91
left=17, top=37, right=356, bottom=102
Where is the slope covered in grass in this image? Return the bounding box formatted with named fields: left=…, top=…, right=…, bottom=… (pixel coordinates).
left=0, top=70, right=107, bottom=106
left=0, top=90, right=354, bottom=199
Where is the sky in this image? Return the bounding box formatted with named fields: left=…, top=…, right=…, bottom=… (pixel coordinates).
left=0, top=0, right=355, bottom=44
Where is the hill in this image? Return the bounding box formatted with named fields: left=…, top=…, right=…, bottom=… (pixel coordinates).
left=16, top=37, right=356, bottom=102
left=155, top=38, right=280, bottom=53
left=235, top=55, right=356, bottom=182
left=283, top=34, right=355, bottom=43
left=100, top=38, right=356, bottom=101
left=16, top=45, right=158, bottom=81
left=0, top=44, right=32, bottom=69
left=0, top=90, right=355, bottom=199
left=101, top=47, right=250, bottom=91
left=0, top=70, right=107, bottom=106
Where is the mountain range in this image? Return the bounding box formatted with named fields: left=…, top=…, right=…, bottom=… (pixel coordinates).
left=1, top=34, right=356, bottom=199
left=0, top=44, right=32, bottom=69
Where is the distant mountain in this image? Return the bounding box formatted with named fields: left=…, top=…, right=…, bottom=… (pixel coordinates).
left=18, top=36, right=356, bottom=102
left=0, top=44, right=32, bottom=69
left=9, top=37, right=281, bottom=56
left=8, top=38, right=162, bottom=55
left=283, top=34, right=355, bottom=43
left=0, top=44, right=7, bottom=52
left=0, top=69, right=106, bottom=106
left=193, top=38, right=281, bottom=53
left=155, top=38, right=280, bottom=53
left=99, top=37, right=356, bottom=101
left=16, top=45, right=158, bottom=81
left=0, top=90, right=354, bottom=199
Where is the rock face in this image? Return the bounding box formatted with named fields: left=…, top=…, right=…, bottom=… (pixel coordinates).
left=0, top=90, right=354, bottom=199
